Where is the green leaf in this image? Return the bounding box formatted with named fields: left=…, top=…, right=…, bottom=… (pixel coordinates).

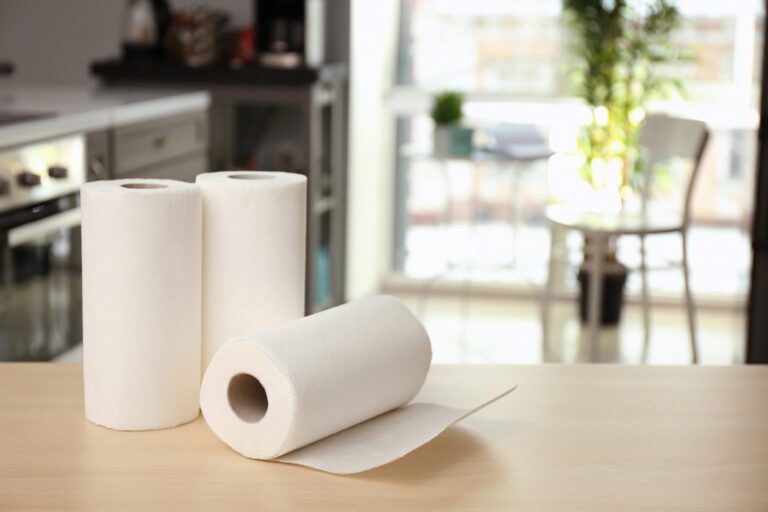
left=430, top=91, right=464, bottom=126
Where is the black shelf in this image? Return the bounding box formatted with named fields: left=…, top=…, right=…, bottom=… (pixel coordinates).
left=91, top=58, right=344, bottom=86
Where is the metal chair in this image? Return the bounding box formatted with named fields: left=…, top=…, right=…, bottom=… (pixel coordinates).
left=541, top=114, right=709, bottom=363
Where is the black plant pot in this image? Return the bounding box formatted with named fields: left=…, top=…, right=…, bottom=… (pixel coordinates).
left=577, top=267, right=628, bottom=326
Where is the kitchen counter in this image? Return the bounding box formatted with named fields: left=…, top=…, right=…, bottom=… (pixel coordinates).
left=1, top=363, right=767, bottom=511
left=0, top=85, right=209, bottom=148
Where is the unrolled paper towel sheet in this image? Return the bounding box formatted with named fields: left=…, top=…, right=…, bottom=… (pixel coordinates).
left=82, top=179, right=201, bottom=431
left=200, top=295, right=515, bottom=474
left=196, top=171, right=306, bottom=371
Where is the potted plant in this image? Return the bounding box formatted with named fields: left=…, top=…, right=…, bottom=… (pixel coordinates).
left=564, top=0, right=687, bottom=324
left=431, top=91, right=473, bottom=157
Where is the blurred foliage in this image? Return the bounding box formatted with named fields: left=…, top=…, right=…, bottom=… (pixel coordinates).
left=431, top=91, right=464, bottom=126
left=564, top=0, right=689, bottom=194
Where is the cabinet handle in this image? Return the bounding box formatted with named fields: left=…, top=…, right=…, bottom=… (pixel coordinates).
left=88, top=159, right=107, bottom=181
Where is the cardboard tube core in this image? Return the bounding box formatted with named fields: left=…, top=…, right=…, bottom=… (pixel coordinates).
left=228, top=373, right=269, bottom=423
left=228, top=174, right=276, bottom=180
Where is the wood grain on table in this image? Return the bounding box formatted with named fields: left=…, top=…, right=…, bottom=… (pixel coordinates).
left=0, top=363, right=767, bottom=511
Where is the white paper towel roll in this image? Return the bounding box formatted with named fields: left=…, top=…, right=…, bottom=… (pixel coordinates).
left=82, top=179, right=201, bottom=431
left=200, top=295, right=515, bottom=474
left=196, top=171, right=307, bottom=370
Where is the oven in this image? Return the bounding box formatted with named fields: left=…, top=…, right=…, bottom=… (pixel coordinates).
left=0, top=134, right=87, bottom=361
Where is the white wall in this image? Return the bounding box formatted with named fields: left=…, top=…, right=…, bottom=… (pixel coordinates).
left=0, top=0, right=123, bottom=86
left=345, top=0, right=399, bottom=300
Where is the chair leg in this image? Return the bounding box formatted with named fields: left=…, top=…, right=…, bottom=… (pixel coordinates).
left=681, top=231, right=699, bottom=364
left=510, top=164, right=523, bottom=268
left=417, top=158, right=453, bottom=320
left=459, top=266, right=472, bottom=347
left=541, top=223, right=558, bottom=361
left=587, top=234, right=603, bottom=362
left=639, top=234, right=651, bottom=363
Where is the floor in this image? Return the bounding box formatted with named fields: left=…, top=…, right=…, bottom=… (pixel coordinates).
left=54, top=253, right=747, bottom=368
left=396, top=217, right=748, bottom=365
left=404, top=221, right=752, bottom=300
left=389, top=291, right=746, bottom=365
left=55, top=292, right=745, bottom=365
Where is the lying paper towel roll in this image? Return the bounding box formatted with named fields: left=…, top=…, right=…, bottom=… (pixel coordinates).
left=196, top=171, right=307, bottom=370
left=200, top=295, right=515, bottom=474
left=82, top=179, right=201, bottom=431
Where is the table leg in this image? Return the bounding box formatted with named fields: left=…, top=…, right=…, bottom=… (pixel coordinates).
left=459, top=162, right=481, bottom=345
left=588, top=234, right=603, bottom=362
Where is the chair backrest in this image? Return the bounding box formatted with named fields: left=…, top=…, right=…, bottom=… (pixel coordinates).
left=638, top=114, right=709, bottom=224
left=481, top=123, right=552, bottom=160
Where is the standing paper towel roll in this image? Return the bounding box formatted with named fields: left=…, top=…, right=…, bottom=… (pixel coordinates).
left=196, top=171, right=306, bottom=370
left=200, top=295, right=515, bottom=474
left=82, top=179, right=201, bottom=431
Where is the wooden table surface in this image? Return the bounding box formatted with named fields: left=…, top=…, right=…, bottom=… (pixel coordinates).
left=1, top=363, right=767, bottom=511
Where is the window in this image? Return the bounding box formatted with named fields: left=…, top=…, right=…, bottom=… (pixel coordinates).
left=391, top=0, right=764, bottom=300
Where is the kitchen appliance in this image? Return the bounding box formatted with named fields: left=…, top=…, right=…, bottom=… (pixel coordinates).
left=254, top=0, right=325, bottom=68
left=0, top=62, right=13, bottom=77
left=121, top=0, right=171, bottom=61
left=164, top=7, right=227, bottom=67
left=0, top=134, right=87, bottom=361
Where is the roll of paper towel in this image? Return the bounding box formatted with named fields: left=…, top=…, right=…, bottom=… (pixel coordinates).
left=82, top=179, right=201, bottom=431
left=196, top=171, right=307, bottom=370
left=200, top=295, right=515, bottom=474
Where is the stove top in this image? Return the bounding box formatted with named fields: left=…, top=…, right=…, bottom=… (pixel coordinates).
left=0, top=134, right=85, bottom=214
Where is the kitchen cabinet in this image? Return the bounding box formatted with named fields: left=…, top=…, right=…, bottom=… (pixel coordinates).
left=110, top=111, right=208, bottom=182
left=0, top=88, right=209, bottom=362
left=748, top=24, right=768, bottom=363
left=93, top=62, right=347, bottom=313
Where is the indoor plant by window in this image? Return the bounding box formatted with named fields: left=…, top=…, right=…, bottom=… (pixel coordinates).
left=564, top=0, right=687, bottom=324
left=431, top=91, right=473, bottom=157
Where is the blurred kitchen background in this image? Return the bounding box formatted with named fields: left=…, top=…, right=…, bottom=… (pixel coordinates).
left=1, top=0, right=767, bottom=365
